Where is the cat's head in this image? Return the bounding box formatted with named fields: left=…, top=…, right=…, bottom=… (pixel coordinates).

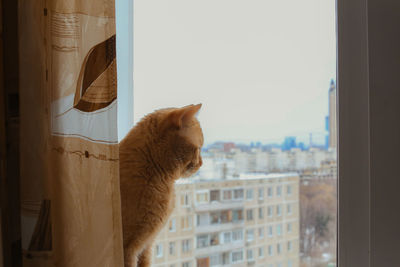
left=157, top=104, right=204, bottom=178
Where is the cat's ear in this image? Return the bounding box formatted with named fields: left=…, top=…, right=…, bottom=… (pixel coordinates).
left=168, top=104, right=202, bottom=129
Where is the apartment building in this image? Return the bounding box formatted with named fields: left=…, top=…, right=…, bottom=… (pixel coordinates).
left=152, top=173, right=300, bottom=267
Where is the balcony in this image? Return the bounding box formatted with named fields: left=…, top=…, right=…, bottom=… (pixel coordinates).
left=195, top=221, right=244, bottom=234
left=195, top=200, right=244, bottom=212
left=194, top=240, right=245, bottom=257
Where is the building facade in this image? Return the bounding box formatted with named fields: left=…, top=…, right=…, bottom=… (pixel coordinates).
left=152, top=173, right=300, bottom=267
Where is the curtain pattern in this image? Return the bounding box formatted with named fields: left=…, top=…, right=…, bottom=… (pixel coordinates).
left=19, top=1, right=123, bottom=266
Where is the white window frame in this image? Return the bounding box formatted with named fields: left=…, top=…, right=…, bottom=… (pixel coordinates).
left=156, top=243, right=163, bottom=258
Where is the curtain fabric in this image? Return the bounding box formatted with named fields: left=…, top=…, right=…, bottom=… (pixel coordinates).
left=19, top=1, right=123, bottom=266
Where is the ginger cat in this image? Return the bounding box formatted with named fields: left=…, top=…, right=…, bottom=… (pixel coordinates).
left=119, top=104, right=203, bottom=267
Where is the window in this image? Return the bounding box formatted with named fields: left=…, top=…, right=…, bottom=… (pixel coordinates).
left=287, top=204, right=292, bottom=215
left=197, top=235, right=209, bottom=248
left=287, top=241, right=292, bottom=252
left=169, top=218, right=176, bottom=232
left=181, top=193, right=190, bottom=207
left=259, top=247, right=265, bottom=258
left=156, top=244, right=163, bottom=258
left=277, top=243, right=282, bottom=254
left=268, top=225, right=273, bottom=237
left=196, top=192, right=208, bottom=203
left=287, top=222, right=292, bottom=233
left=276, top=205, right=282, bottom=216
left=247, top=249, right=254, bottom=261
left=246, top=229, right=255, bottom=242
left=210, top=233, right=219, bottom=246
left=182, top=239, right=191, bottom=253
left=231, top=250, right=243, bottom=263
left=182, top=215, right=192, bottom=230
left=246, top=209, right=254, bottom=221
left=233, top=189, right=244, bottom=200
left=232, top=209, right=243, bottom=222
left=210, top=255, right=221, bottom=266
left=182, top=262, right=191, bottom=267
left=169, top=242, right=175, bottom=255
left=258, top=188, right=264, bottom=200
left=258, top=207, right=264, bottom=219
left=267, top=187, right=273, bottom=198
left=277, top=185, right=282, bottom=197
left=222, top=190, right=232, bottom=201
left=197, top=213, right=209, bottom=226
left=268, top=206, right=273, bottom=217
left=246, top=189, right=254, bottom=200
left=210, top=190, right=220, bottom=202
left=223, top=232, right=231, bottom=243
left=287, top=185, right=292, bottom=196
left=268, top=245, right=273, bottom=256
left=277, top=224, right=282, bottom=236
left=288, top=259, right=293, bottom=267
left=259, top=227, right=264, bottom=238
left=232, top=229, right=243, bottom=241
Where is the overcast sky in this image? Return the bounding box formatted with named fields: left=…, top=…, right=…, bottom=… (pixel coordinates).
left=132, top=0, right=336, bottom=145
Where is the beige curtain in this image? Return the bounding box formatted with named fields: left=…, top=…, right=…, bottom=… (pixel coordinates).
left=19, top=1, right=123, bottom=266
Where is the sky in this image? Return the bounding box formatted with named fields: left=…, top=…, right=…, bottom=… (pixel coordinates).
left=132, top=0, right=336, bottom=145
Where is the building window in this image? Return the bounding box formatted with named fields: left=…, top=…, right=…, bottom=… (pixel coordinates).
left=182, top=239, right=191, bottom=253
left=277, top=243, right=282, bottom=254
left=182, top=215, right=192, bottom=230
left=287, top=185, right=292, bottom=196
left=267, top=206, right=273, bottom=217
left=259, top=247, right=264, bottom=258
left=169, top=242, right=175, bottom=255
left=210, top=254, right=221, bottom=266
left=197, top=235, right=209, bottom=248
left=246, top=189, right=254, bottom=200
left=247, top=249, right=254, bottom=261
left=210, top=233, right=220, bottom=246
left=181, top=193, right=190, bottom=206
left=277, top=263, right=283, bottom=267
left=258, top=227, right=264, bottom=239
left=258, top=188, right=264, bottom=200
left=287, top=222, right=292, bottom=233
left=232, top=229, right=243, bottom=241
left=258, top=207, right=264, bottom=219
left=287, top=204, right=292, bottom=215
left=268, top=245, right=273, bottom=256
left=196, top=192, right=208, bottom=203
left=288, top=259, right=293, bottom=267
left=182, top=262, right=191, bottom=267
left=222, top=190, right=232, bottom=201
left=277, top=224, right=282, bottom=236
left=169, top=218, right=176, bottom=232
left=246, top=209, right=254, bottom=221
left=288, top=241, right=292, bottom=252
left=233, top=189, right=244, bottom=200
left=210, top=190, right=220, bottom=202
left=246, top=229, right=255, bottom=242
left=268, top=225, right=273, bottom=237
left=277, top=185, right=282, bottom=197
left=232, top=209, right=244, bottom=222
left=231, top=250, right=244, bottom=263
left=277, top=205, right=282, bottom=216
left=197, top=213, right=209, bottom=226
left=267, top=187, right=273, bottom=198
left=156, top=244, right=163, bottom=258
left=223, top=232, right=231, bottom=243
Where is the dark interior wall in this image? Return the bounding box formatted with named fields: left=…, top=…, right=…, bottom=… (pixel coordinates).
left=1, top=0, right=22, bottom=265
left=368, top=1, right=400, bottom=266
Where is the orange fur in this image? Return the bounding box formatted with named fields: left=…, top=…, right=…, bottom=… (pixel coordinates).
left=119, top=104, right=203, bottom=267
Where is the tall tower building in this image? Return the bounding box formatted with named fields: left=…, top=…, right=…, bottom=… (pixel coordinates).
left=328, top=80, right=337, bottom=149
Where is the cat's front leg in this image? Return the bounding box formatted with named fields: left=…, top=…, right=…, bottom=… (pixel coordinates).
left=138, top=245, right=152, bottom=267
left=124, top=249, right=139, bottom=267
